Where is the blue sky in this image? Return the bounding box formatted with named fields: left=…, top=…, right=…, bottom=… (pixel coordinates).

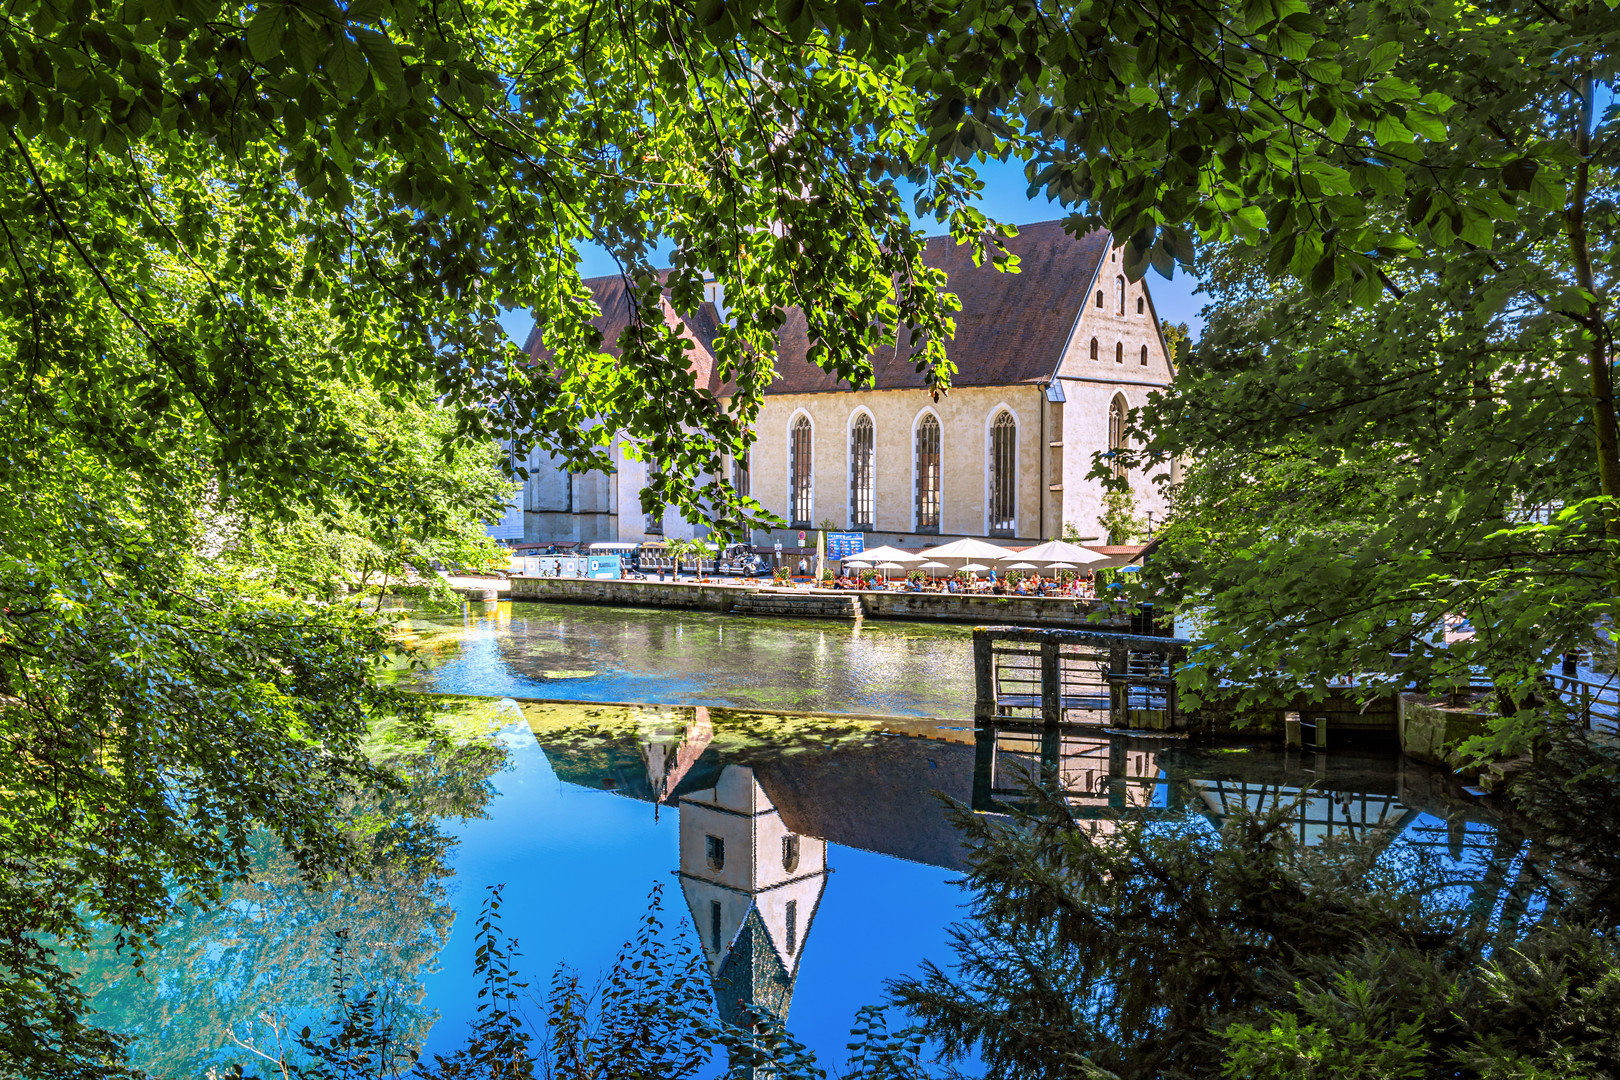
left=495, top=157, right=1206, bottom=348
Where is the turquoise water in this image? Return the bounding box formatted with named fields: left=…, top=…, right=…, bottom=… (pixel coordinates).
left=79, top=602, right=1517, bottom=1077
left=388, top=600, right=977, bottom=717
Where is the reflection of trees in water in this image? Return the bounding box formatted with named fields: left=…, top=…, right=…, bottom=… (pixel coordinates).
left=191, top=703, right=1620, bottom=1080
left=73, top=739, right=504, bottom=1078
left=523, top=707, right=1606, bottom=1079
left=890, top=738, right=1620, bottom=1080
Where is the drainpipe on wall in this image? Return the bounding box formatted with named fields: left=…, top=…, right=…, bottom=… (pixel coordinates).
left=1038, top=381, right=1047, bottom=540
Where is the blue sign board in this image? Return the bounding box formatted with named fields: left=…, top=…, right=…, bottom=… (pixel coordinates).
left=827, top=532, right=866, bottom=560
left=586, top=555, right=622, bottom=579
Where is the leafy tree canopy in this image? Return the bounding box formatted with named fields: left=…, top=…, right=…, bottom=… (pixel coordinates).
left=4, top=0, right=1618, bottom=1072
left=1094, top=9, right=1618, bottom=719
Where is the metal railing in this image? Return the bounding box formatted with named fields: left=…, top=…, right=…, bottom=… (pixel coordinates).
left=1546, top=672, right=1618, bottom=733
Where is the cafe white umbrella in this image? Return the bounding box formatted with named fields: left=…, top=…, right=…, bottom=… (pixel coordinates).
left=1046, top=561, right=1078, bottom=570
left=842, top=560, right=872, bottom=569
left=958, top=562, right=990, bottom=573
left=875, top=560, right=906, bottom=581
left=1006, top=562, right=1038, bottom=570
left=919, top=537, right=1011, bottom=562
left=1016, top=539, right=1109, bottom=566
left=855, top=544, right=923, bottom=564
left=918, top=560, right=949, bottom=577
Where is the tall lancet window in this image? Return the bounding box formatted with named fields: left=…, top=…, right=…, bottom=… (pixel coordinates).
left=644, top=464, right=662, bottom=535
left=989, top=410, right=1017, bottom=537
left=849, top=413, right=875, bottom=529
left=914, top=414, right=941, bottom=533
left=790, top=415, right=813, bottom=527
left=1109, top=395, right=1128, bottom=480
left=1116, top=275, right=1126, bottom=314
left=786, top=899, right=799, bottom=956
left=732, top=453, right=749, bottom=498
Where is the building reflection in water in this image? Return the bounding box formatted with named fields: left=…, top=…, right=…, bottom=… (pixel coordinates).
left=526, top=703, right=1508, bottom=1039
left=676, top=764, right=829, bottom=1028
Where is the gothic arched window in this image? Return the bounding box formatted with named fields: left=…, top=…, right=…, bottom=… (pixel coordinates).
left=1140, top=344, right=1149, bottom=366
left=849, top=413, right=875, bottom=529
left=732, top=453, right=749, bottom=498
left=644, top=463, right=662, bottom=535
left=1115, top=341, right=1124, bottom=364
left=914, top=413, right=941, bottom=533
left=1137, top=296, right=1145, bottom=314
left=786, top=899, right=799, bottom=955
left=790, top=415, right=813, bottom=527
left=989, top=410, right=1017, bottom=536
left=1109, top=395, right=1128, bottom=480
left=1116, top=275, right=1126, bottom=314
left=1089, top=337, right=1099, bottom=361
left=1095, top=290, right=1104, bottom=308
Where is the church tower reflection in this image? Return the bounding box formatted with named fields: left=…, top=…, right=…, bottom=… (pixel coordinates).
left=676, top=764, right=829, bottom=1029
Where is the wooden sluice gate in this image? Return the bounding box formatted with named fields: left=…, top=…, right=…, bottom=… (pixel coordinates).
left=972, top=625, right=1191, bottom=731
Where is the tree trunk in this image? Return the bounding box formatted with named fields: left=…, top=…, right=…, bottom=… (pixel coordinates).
left=1567, top=70, right=1620, bottom=595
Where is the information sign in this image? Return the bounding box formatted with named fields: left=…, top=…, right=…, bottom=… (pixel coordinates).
left=827, top=532, right=866, bottom=560
left=586, top=555, right=621, bottom=580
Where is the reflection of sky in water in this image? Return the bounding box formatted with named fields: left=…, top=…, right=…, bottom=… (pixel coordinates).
left=412, top=699, right=1517, bottom=1070
left=392, top=601, right=977, bottom=718
left=421, top=712, right=971, bottom=1070
left=84, top=602, right=1525, bottom=1076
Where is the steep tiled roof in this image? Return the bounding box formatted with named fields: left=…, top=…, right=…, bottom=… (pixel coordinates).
left=530, top=220, right=1108, bottom=399
left=522, top=273, right=724, bottom=395
left=766, top=220, right=1109, bottom=394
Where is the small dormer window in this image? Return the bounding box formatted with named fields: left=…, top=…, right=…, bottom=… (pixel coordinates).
left=706, top=834, right=725, bottom=871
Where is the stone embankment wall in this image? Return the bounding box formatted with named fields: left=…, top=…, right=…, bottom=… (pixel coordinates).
left=1398, top=695, right=1493, bottom=768
left=510, top=577, right=741, bottom=612
left=508, top=576, right=1128, bottom=628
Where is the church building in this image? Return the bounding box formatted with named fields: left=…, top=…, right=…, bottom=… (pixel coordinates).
left=513, top=221, right=1176, bottom=547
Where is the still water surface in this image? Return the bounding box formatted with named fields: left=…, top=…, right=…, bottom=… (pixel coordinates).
left=84, top=601, right=1515, bottom=1076
left=389, top=600, right=977, bottom=716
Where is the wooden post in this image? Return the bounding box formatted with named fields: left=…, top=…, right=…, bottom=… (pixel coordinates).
left=971, top=724, right=998, bottom=811
left=1582, top=681, right=1593, bottom=730
left=1109, top=643, right=1128, bottom=727
left=973, top=628, right=996, bottom=724
left=1041, top=639, right=1062, bottom=728
left=1172, top=654, right=1185, bottom=731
